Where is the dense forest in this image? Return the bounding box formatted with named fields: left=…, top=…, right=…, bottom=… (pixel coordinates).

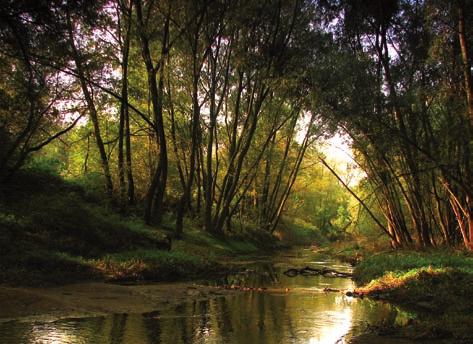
left=2, top=0, right=472, bottom=251
left=1, top=0, right=473, bottom=249
left=2, top=0, right=473, bottom=342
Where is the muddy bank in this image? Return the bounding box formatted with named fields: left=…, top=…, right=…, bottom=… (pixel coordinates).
left=0, top=282, right=236, bottom=321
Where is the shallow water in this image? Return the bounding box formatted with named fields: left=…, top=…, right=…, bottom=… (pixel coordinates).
left=0, top=248, right=444, bottom=343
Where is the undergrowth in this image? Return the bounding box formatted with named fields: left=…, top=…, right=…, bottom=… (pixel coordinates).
left=0, top=169, right=274, bottom=286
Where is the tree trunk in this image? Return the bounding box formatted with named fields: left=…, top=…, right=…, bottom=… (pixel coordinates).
left=134, top=0, right=169, bottom=224
left=118, top=0, right=133, bottom=208
left=67, top=13, right=113, bottom=198
left=458, top=2, right=473, bottom=120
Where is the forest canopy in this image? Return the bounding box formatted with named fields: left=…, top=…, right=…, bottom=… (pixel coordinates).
left=1, top=0, right=472, bottom=250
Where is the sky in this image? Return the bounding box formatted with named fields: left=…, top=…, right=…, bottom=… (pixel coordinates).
left=319, top=133, right=365, bottom=187
left=320, top=133, right=351, bottom=162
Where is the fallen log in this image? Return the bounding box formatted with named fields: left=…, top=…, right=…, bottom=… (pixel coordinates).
left=283, top=266, right=353, bottom=278
left=284, top=268, right=299, bottom=277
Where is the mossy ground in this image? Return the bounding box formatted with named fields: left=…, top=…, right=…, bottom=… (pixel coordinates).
left=353, top=250, right=473, bottom=341
left=0, top=170, right=276, bottom=286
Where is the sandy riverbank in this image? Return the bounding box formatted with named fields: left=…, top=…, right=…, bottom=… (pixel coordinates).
left=0, top=282, right=235, bottom=321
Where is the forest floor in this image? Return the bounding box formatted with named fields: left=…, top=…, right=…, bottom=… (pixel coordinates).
left=337, top=247, right=473, bottom=342
left=0, top=170, right=277, bottom=288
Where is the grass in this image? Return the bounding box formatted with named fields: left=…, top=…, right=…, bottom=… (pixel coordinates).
left=354, top=249, right=473, bottom=285
left=353, top=249, right=473, bottom=341
left=96, top=249, right=222, bottom=282
left=0, top=169, right=274, bottom=286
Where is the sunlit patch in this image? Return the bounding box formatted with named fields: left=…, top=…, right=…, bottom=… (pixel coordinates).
left=318, top=133, right=366, bottom=186
left=195, top=324, right=214, bottom=343
left=307, top=308, right=352, bottom=344
left=28, top=323, right=79, bottom=344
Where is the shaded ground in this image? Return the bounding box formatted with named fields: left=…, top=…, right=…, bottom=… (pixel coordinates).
left=0, top=170, right=276, bottom=287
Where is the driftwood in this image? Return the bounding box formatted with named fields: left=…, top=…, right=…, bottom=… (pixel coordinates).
left=283, top=266, right=353, bottom=278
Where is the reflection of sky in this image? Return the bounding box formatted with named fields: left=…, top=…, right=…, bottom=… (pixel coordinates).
left=296, top=294, right=354, bottom=344
left=14, top=295, right=398, bottom=344
left=308, top=308, right=352, bottom=344
left=1, top=252, right=415, bottom=344
left=28, top=323, right=79, bottom=344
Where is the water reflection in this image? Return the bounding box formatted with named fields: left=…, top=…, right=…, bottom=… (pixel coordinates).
left=0, top=251, right=416, bottom=344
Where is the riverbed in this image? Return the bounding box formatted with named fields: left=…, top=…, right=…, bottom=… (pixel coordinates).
left=0, top=248, right=450, bottom=343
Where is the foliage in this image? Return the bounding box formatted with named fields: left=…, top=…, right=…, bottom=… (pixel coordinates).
left=96, top=249, right=222, bottom=282
left=274, top=217, right=328, bottom=246
left=2, top=0, right=473, bottom=260
left=282, top=149, right=354, bottom=243
left=308, top=0, right=473, bottom=250
left=0, top=0, right=333, bottom=240
left=24, top=156, right=66, bottom=176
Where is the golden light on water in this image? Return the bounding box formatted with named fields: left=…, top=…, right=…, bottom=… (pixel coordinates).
left=0, top=252, right=411, bottom=344
left=28, top=324, right=80, bottom=344
left=307, top=307, right=353, bottom=344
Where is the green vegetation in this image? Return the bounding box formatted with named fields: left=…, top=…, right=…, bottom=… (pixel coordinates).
left=354, top=250, right=473, bottom=285
left=0, top=170, right=275, bottom=286
left=5, top=0, right=472, bottom=251
left=1, top=1, right=473, bottom=341
left=274, top=217, right=329, bottom=246
left=353, top=251, right=473, bottom=340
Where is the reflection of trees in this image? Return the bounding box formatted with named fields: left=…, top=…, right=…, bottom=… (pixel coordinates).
left=0, top=293, right=414, bottom=344
left=0, top=256, right=414, bottom=344
left=110, top=295, right=410, bottom=343
left=109, top=314, right=127, bottom=343
left=214, top=297, right=233, bottom=339
left=196, top=300, right=211, bottom=342
left=346, top=298, right=414, bottom=340
left=121, top=314, right=156, bottom=343
left=215, top=262, right=280, bottom=288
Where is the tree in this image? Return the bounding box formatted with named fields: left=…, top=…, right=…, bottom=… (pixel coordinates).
left=0, top=0, right=88, bottom=183
left=133, top=0, right=170, bottom=224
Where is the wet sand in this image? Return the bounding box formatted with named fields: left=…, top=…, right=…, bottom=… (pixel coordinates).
left=0, top=282, right=234, bottom=321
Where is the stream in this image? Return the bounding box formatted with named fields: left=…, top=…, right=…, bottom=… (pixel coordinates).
left=0, top=248, right=445, bottom=343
